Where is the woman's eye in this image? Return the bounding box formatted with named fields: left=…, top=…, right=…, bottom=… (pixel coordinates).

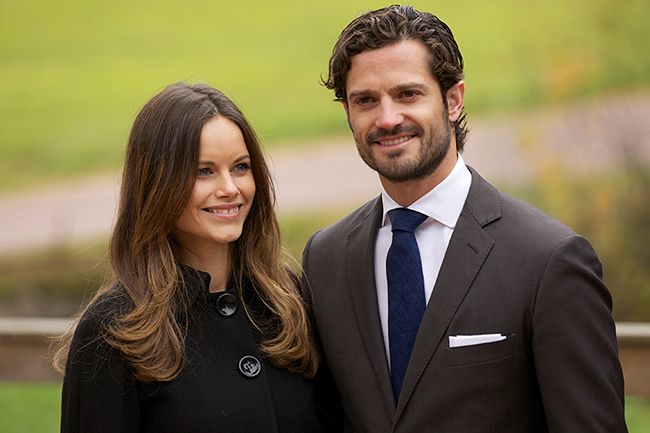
left=197, top=167, right=212, bottom=176
left=233, top=162, right=251, bottom=173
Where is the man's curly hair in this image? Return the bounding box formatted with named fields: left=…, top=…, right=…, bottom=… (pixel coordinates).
left=323, top=5, right=469, bottom=151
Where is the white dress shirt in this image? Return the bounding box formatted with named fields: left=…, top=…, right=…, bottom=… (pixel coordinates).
left=375, top=155, right=472, bottom=364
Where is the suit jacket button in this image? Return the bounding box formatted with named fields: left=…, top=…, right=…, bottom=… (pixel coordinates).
left=238, top=355, right=261, bottom=378
left=216, top=292, right=238, bottom=317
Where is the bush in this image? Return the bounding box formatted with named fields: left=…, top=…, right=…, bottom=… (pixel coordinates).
left=513, top=162, right=650, bottom=321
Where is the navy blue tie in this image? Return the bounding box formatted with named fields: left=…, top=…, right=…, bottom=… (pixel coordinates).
left=387, top=208, right=427, bottom=400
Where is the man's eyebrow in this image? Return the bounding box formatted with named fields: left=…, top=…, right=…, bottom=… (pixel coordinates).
left=390, top=82, right=429, bottom=93
left=347, top=89, right=374, bottom=100
left=348, top=82, right=430, bottom=100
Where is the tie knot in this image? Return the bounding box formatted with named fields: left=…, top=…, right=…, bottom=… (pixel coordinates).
left=388, top=208, right=427, bottom=233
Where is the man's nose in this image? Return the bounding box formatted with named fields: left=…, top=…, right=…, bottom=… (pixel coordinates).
left=375, top=100, right=404, bottom=131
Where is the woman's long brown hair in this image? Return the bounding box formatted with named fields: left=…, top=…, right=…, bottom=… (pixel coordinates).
left=53, top=83, right=318, bottom=381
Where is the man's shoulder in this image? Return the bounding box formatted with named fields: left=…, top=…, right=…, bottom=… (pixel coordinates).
left=467, top=167, right=575, bottom=239
left=497, top=190, right=575, bottom=238
left=477, top=185, right=591, bottom=265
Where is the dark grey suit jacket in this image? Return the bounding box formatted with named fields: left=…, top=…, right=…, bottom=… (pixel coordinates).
left=303, top=168, right=627, bottom=433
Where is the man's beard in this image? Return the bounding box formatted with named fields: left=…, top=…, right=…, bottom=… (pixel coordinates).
left=354, top=115, right=452, bottom=183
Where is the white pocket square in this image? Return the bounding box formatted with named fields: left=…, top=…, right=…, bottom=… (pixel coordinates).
left=449, top=334, right=507, bottom=348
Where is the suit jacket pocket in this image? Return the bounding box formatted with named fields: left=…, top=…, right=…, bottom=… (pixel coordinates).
left=444, top=334, right=515, bottom=367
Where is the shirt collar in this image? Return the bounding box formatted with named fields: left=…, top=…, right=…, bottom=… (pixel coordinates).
left=381, top=154, right=471, bottom=229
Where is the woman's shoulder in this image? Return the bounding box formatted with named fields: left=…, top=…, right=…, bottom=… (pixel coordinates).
left=63, top=287, right=137, bottom=402
left=70, top=288, right=130, bottom=355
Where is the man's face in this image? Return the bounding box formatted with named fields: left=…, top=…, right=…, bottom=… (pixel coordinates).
left=344, top=39, right=459, bottom=183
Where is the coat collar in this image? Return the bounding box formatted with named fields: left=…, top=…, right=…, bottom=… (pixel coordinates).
left=343, top=197, right=398, bottom=416
left=180, top=264, right=213, bottom=305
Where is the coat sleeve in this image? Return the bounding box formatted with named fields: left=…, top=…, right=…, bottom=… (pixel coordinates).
left=532, top=235, right=627, bottom=432
left=61, top=310, right=141, bottom=433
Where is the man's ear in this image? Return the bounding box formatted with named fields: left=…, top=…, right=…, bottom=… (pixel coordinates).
left=342, top=100, right=353, bottom=130
left=446, top=81, right=465, bottom=122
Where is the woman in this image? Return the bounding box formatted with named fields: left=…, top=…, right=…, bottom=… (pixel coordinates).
left=53, top=82, right=324, bottom=432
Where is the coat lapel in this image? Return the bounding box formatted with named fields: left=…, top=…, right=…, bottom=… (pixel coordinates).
left=395, top=168, right=501, bottom=419
left=344, top=197, right=397, bottom=416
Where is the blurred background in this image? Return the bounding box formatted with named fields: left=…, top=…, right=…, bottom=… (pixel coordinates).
left=1, top=0, right=649, bottom=430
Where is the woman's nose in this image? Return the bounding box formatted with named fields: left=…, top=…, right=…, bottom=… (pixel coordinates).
left=214, top=174, right=239, bottom=198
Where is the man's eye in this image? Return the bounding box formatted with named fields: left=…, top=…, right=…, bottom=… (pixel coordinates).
left=400, top=90, right=419, bottom=99
left=354, top=96, right=375, bottom=106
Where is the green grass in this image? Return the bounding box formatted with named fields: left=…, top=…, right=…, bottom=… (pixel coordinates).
left=627, top=397, right=650, bottom=432
left=1, top=0, right=650, bottom=190
left=0, top=383, right=648, bottom=432
left=0, top=383, right=61, bottom=433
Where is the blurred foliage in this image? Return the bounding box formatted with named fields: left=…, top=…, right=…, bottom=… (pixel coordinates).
left=2, top=167, right=648, bottom=322
left=1, top=0, right=650, bottom=190
left=511, top=161, right=650, bottom=322
left=280, top=208, right=352, bottom=261
left=0, top=210, right=350, bottom=317
left=0, top=241, right=108, bottom=316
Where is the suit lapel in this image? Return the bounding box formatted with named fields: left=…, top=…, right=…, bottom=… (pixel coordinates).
left=395, top=168, right=500, bottom=419
left=345, top=197, right=397, bottom=416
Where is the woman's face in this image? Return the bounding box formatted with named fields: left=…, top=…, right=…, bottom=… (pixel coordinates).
left=175, top=116, right=256, bottom=254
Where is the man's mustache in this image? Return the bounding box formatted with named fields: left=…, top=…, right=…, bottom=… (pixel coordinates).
left=366, top=124, right=424, bottom=143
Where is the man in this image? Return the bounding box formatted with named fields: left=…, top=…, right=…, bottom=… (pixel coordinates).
left=303, top=5, right=627, bottom=433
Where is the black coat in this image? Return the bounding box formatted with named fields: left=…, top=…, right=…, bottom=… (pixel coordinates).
left=61, top=270, right=325, bottom=433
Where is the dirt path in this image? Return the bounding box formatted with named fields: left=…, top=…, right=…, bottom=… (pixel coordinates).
left=1, top=92, right=649, bottom=256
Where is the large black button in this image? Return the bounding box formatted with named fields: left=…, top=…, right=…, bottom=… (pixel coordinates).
left=238, top=355, right=261, bottom=378
left=216, top=292, right=238, bottom=317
